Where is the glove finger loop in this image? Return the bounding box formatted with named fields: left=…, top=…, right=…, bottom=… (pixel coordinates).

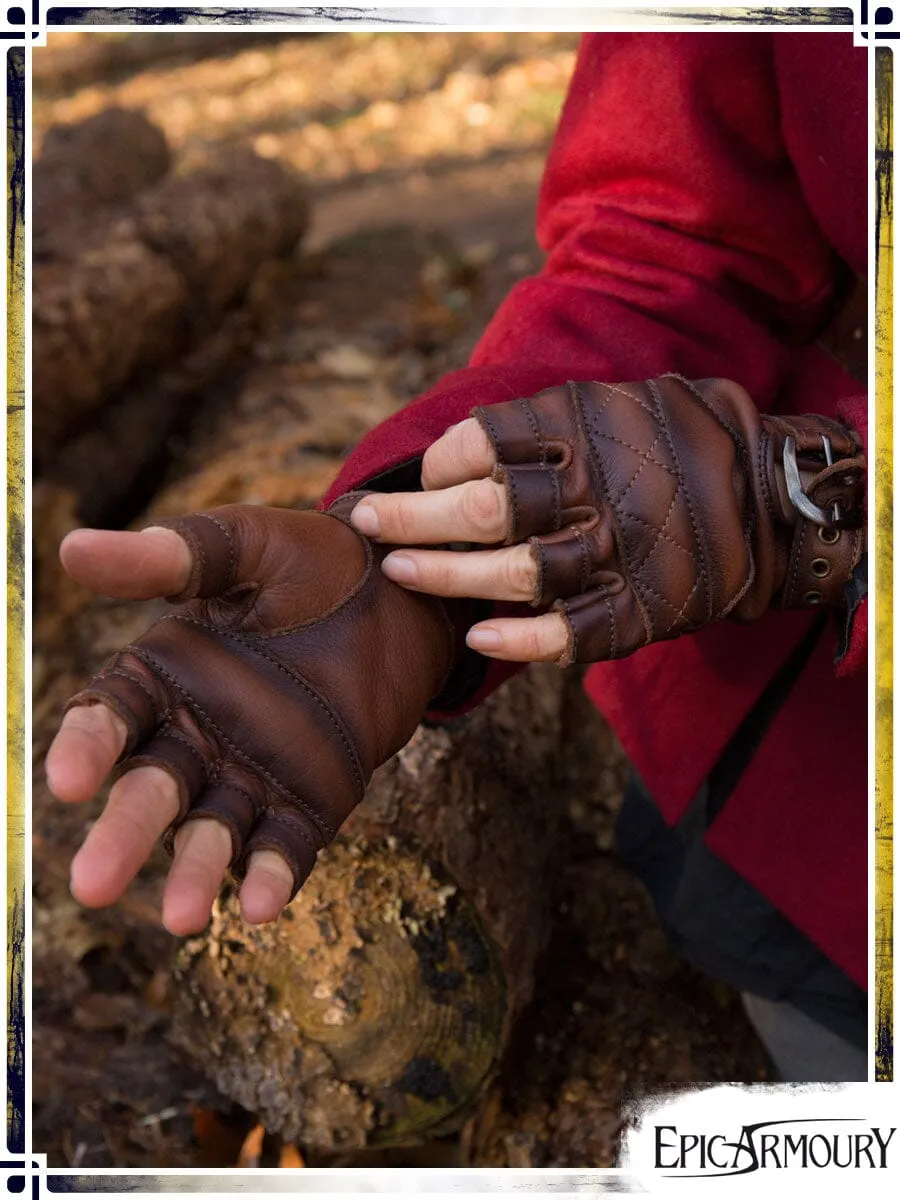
left=150, top=512, right=236, bottom=603
left=555, top=591, right=614, bottom=666
left=236, top=811, right=320, bottom=900
left=555, top=582, right=650, bottom=665
left=473, top=392, right=574, bottom=467
left=530, top=525, right=616, bottom=606
left=164, top=782, right=259, bottom=863
left=495, top=463, right=563, bottom=543
left=473, top=401, right=542, bottom=465
left=121, top=728, right=212, bottom=823
left=65, top=655, right=168, bottom=758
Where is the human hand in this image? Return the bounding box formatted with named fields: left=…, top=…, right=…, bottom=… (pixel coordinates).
left=351, top=376, right=865, bottom=665
left=45, top=502, right=453, bottom=935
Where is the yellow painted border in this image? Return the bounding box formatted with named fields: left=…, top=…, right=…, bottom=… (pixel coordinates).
left=875, top=45, right=894, bottom=1085
left=6, top=44, right=26, bottom=1151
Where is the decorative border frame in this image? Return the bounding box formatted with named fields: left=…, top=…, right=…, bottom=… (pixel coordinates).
left=4, top=2, right=894, bottom=1193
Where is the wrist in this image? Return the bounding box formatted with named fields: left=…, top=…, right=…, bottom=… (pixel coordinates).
left=761, top=414, right=866, bottom=611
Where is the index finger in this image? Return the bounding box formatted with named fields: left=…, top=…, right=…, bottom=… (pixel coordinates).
left=46, top=702, right=128, bottom=804
left=421, top=418, right=496, bottom=491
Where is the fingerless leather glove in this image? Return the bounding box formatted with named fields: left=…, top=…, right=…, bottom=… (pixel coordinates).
left=473, top=375, right=865, bottom=665
left=66, top=500, right=454, bottom=894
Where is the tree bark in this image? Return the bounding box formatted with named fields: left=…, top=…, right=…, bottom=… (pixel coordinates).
left=42, top=269, right=283, bottom=530
left=34, top=151, right=309, bottom=458
left=34, top=108, right=171, bottom=260
left=171, top=665, right=569, bottom=1153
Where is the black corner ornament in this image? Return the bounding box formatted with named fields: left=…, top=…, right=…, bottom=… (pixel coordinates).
left=858, top=0, right=900, bottom=39
left=2, top=1162, right=42, bottom=1200
left=1, top=1, right=40, bottom=40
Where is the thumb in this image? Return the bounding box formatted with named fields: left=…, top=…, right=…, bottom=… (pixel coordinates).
left=59, top=526, right=193, bottom=600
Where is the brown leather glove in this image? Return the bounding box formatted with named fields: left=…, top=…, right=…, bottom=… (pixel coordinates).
left=66, top=498, right=454, bottom=896
left=473, top=374, right=865, bottom=665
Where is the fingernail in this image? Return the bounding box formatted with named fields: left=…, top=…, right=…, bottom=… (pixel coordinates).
left=350, top=503, right=381, bottom=538
left=467, top=627, right=502, bottom=651
left=382, top=552, right=417, bottom=583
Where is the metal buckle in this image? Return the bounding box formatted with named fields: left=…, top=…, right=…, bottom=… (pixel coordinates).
left=783, top=435, right=843, bottom=529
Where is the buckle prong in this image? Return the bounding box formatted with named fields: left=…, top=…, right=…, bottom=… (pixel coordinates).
left=783, top=435, right=841, bottom=528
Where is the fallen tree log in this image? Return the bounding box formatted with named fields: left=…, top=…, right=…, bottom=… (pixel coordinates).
left=41, top=222, right=477, bottom=531
left=35, top=108, right=171, bottom=260
left=171, top=664, right=569, bottom=1152
left=42, top=266, right=285, bottom=531
left=34, top=150, right=309, bottom=457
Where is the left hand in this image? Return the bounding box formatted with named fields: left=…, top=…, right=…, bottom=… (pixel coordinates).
left=349, top=417, right=566, bottom=662
left=46, top=504, right=452, bottom=934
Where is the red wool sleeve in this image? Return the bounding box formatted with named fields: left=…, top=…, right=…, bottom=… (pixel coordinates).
left=322, top=32, right=867, bottom=681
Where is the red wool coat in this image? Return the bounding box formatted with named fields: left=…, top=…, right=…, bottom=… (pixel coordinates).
left=324, top=32, right=869, bottom=989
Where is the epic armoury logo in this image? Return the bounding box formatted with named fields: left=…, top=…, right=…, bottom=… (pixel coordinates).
left=654, top=1119, right=897, bottom=1177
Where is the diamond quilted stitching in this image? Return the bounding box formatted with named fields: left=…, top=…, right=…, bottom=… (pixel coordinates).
left=578, top=379, right=705, bottom=637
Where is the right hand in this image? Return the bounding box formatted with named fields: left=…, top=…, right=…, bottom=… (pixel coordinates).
left=355, top=376, right=866, bottom=664
left=45, top=503, right=453, bottom=935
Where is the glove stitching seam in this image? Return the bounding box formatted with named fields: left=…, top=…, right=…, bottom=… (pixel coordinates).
left=520, top=397, right=545, bottom=464
left=610, top=489, right=703, bottom=634
left=575, top=387, right=654, bottom=644
left=126, top=647, right=333, bottom=845
left=785, top=520, right=810, bottom=606
left=579, top=388, right=700, bottom=627
left=603, top=587, right=617, bottom=658
left=155, top=727, right=210, bottom=772
left=475, top=407, right=505, bottom=465
left=647, top=378, right=714, bottom=624
left=244, top=817, right=317, bottom=862
left=666, top=375, right=756, bottom=617
left=255, top=808, right=320, bottom=845
left=621, top=522, right=697, bottom=627
left=602, top=379, right=660, bottom=423
left=757, top=430, right=779, bottom=524
left=197, top=513, right=237, bottom=590
left=214, top=780, right=260, bottom=816
left=574, top=527, right=591, bottom=593
left=663, top=572, right=703, bottom=635
left=103, top=668, right=165, bottom=716
left=549, top=463, right=562, bottom=531
left=578, top=425, right=679, bottom=480
left=560, top=597, right=579, bottom=662
left=502, top=466, right=521, bottom=543
left=520, top=395, right=564, bottom=530
left=614, top=507, right=693, bottom=561
left=612, top=430, right=667, bottom=508
left=162, top=614, right=365, bottom=802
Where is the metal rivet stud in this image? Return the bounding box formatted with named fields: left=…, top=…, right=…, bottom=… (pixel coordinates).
left=810, top=558, right=830, bottom=578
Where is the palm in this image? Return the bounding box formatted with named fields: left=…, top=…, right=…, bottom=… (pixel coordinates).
left=46, top=525, right=296, bottom=934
